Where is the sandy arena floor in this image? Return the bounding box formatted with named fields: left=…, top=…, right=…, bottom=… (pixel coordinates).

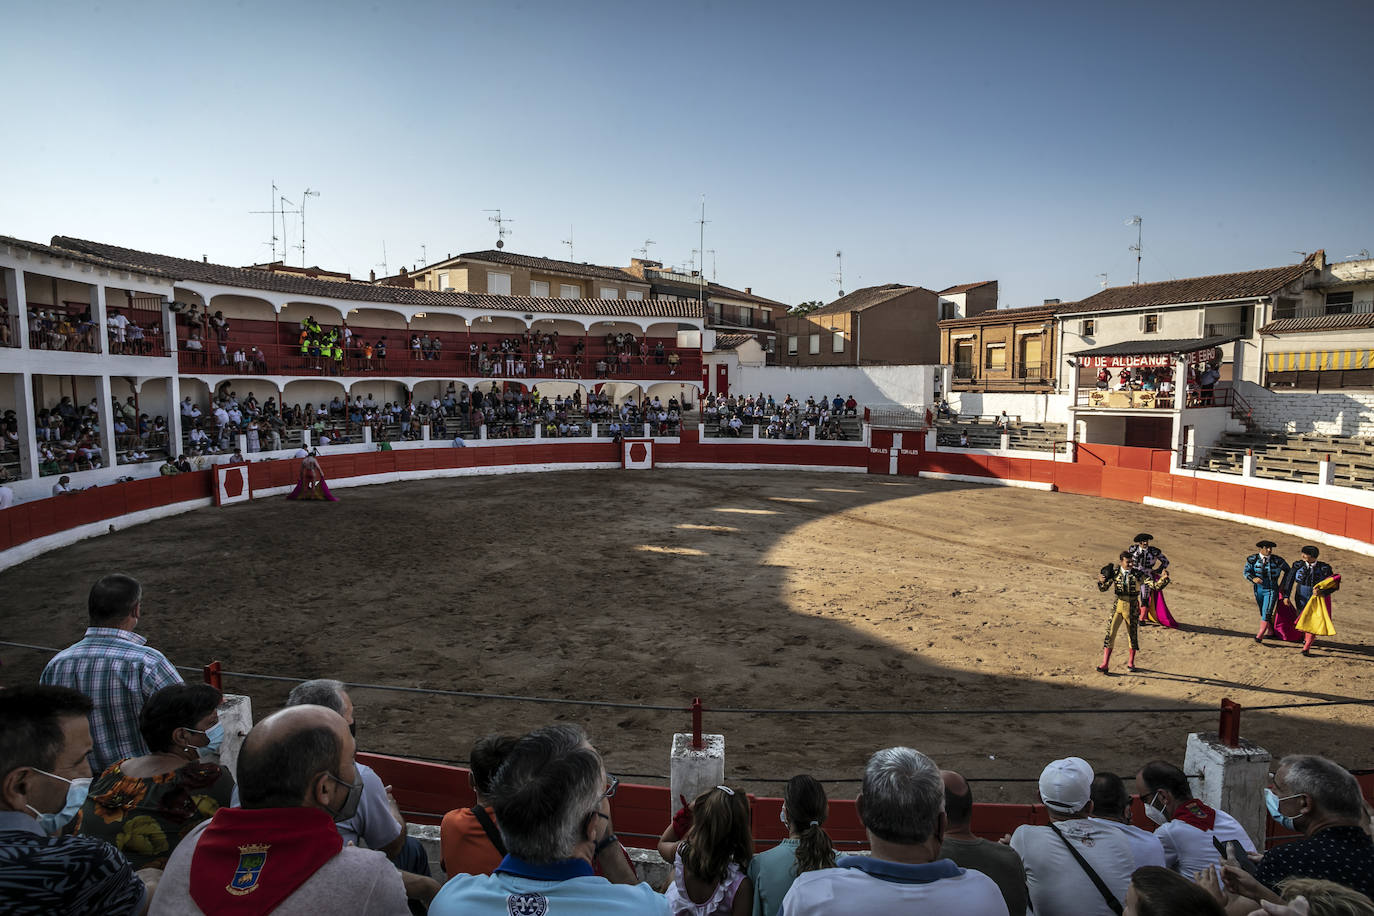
left=3, top=469, right=1372, bottom=806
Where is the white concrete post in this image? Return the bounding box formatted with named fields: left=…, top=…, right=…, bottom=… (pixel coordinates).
left=751, top=423, right=759, bottom=440
left=1318, top=457, right=1334, bottom=487
left=422, top=423, right=431, bottom=442
left=1000, top=431, right=1010, bottom=452
left=670, top=733, right=725, bottom=824
left=590, top=423, right=597, bottom=438
left=808, top=425, right=816, bottom=440
left=1242, top=450, right=1256, bottom=478
left=925, top=428, right=938, bottom=451
left=479, top=424, right=488, bottom=441
left=167, top=375, right=183, bottom=458
left=11, top=372, right=39, bottom=479
left=1184, top=732, right=1271, bottom=850
left=4, top=267, right=29, bottom=349
left=236, top=433, right=247, bottom=455
left=534, top=423, right=542, bottom=440
left=362, top=425, right=372, bottom=445
left=90, top=283, right=108, bottom=354
left=96, top=375, right=117, bottom=468
left=301, top=428, right=311, bottom=448
left=215, top=693, right=254, bottom=783
left=643, top=423, right=651, bottom=438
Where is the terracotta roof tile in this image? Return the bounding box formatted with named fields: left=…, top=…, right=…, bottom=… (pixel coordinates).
left=454, top=249, right=644, bottom=284
left=711, top=333, right=755, bottom=351
left=51, top=237, right=700, bottom=319
left=1057, top=254, right=1319, bottom=315
left=2, top=235, right=175, bottom=280
left=707, top=282, right=788, bottom=307
left=807, top=283, right=931, bottom=317
left=1258, top=313, right=1374, bottom=334
left=939, top=302, right=1066, bottom=328
left=939, top=280, right=995, bottom=295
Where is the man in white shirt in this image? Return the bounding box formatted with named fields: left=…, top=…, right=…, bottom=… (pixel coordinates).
left=1088, top=771, right=1166, bottom=868
left=1010, top=758, right=1136, bottom=916
left=781, top=747, right=1007, bottom=915
left=1135, top=760, right=1255, bottom=876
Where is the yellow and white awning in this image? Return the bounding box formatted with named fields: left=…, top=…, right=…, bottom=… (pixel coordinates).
left=1266, top=349, right=1374, bottom=372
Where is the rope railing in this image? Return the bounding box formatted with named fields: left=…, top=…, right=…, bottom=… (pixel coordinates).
left=7, top=640, right=1372, bottom=739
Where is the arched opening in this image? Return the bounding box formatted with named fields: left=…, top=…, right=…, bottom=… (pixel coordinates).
left=181, top=294, right=277, bottom=374
left=341, top=307, right=407, bottom=374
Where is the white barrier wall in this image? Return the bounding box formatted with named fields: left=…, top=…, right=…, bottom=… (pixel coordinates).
left=1235, top=381, right=1374, bottom=436
left=733, top=364, right=938, bottom=408
left=950, top=391, right=1073, bottom=423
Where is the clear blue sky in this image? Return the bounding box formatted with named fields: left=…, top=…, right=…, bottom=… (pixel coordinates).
left=3, top=0, right=1371, bottom=308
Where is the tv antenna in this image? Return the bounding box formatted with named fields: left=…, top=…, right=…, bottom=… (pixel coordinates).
left=418, top=243, right=428, bottom=267
left=707, top=249, right=717, bottom=281
left=638, top=239, right=656, bottom=260
left=562, top=225, right=574, bottom=263
left=249, top=180, right=282, bottom=262
left=278, top=195, right=300, bottom=265
left=291, top=188, right=320, bottom=267
left=697, top=197, right=709, bottom=315
left=1125, top=216, right=1142, bottom=285
left=834, top=250, right=844, bottom=297
left=484, top=209, right=514, bottom=248
left=377, top=241, right=389, bottom=278
left=690, top=249, right=700, bottom=273
left=1096, top=272, right=1109, bottom=289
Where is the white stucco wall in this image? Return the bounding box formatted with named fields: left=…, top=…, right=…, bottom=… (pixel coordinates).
left=949, top=391, right=1073, bottom=424
left=732, top=364, right=939, bottom=409
left=1235, top=381, right=1374, bottom=436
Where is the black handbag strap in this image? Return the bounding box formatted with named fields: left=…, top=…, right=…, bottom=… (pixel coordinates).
left=471, top=804, right=506, bottom=857
left=1048, top=822, right=1123, bottom=914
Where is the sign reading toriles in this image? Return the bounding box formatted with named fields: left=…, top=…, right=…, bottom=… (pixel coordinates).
left=1078, top=347, right=1219, bottom=369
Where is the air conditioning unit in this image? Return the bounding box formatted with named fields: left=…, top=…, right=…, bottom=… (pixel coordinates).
left=443, top=287, right=455, bottom=292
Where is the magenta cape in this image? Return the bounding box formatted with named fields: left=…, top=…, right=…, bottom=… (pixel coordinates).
left=1272, top=595, right=1302, bottom=642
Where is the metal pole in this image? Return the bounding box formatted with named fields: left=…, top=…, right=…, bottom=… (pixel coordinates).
left=203, top=660, right=223, bottom=690
left=1219, top=698, right=1241, bottom=748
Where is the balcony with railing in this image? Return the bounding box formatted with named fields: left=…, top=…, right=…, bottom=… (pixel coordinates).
left=952, top=360, right=1053, bottom=391
left=1272, top=299, right=1374, bottom=320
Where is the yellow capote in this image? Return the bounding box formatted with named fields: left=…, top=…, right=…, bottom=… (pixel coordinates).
left=1295, top=575, right=1339, bottom=637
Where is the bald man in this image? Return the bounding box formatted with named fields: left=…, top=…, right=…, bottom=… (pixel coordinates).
left=938, top=770, right=1028, bottom=916
left=152, top=705, right=435, bottom=915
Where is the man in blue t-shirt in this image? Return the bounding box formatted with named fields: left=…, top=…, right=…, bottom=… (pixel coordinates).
left=429, top=724, right=664, bottom=915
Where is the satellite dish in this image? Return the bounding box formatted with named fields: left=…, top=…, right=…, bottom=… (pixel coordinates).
left=496, top=239, right=504, bottom=249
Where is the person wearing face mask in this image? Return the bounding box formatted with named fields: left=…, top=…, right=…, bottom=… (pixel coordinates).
left=76, top=684, right=234, bottom=869
left=282, top=678, right=432, bottom=879
left=0, top=684, right=150, bottom=915
left=1132, top=760, right=1254, bottom=878
left=150, top=703, right=435, bottom=915
left=1221, top=755, right=1374, bottom=906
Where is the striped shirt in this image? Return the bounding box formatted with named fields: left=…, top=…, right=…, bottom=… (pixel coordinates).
left=39, top=628, right=183, bottom=772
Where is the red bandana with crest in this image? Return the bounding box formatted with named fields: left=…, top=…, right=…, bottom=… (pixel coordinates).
left=189, top=806, right=343, bottom=915
left=1172, top=798, right=1217, bottom=832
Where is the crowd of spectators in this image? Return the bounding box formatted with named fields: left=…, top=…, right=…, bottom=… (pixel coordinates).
left=21, top=305, right=157, bottom=355
left=8, top=582, right=1374, bottom=916
left=1093, top=360, right=1222, bottom=407
left=706, top=393, right=857, bottom=440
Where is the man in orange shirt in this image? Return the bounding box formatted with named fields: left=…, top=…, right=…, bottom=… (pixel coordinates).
left=439, top=735, right=517, bottom=876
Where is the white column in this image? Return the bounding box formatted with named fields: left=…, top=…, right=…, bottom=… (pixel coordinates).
left=90, top=283, right=108, bottom=354
left=1318, top=457, right=1334, bottom=488
left=362, top=425, right=372, bottom=445
left=11, top=372, right=39, bottom=479
left=670, top=733, right=725, bottom=825
left=1184, top=732, right=1270, bottom=849
left=534, top=423, right=542, bottom=440
left=167, top=375, right=184, bottom=457
left=925, top=428, right=937, bottom=451
left=1242, top=450, right=1256, bottom=478
left=422, top=423, right=431, bottom=442
left=301, top=428, right=311, bottom=448
left=96, top=375, right=117, bottom=468
left=5, top=267, right=29, bottom=349
left=215, top=694, right=254, bottom=783
left=808, top=425, right=816, bottom=440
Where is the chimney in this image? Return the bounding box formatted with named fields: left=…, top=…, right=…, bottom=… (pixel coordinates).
left=202, top=255, right=208, bottom=263
left=369, top=270, right=376, bottom=282
left=1043, top=298, right=1060, bottom=305
left=399, top=267, right=408, bottom=277
left=745, top=287, right=752, bottom=295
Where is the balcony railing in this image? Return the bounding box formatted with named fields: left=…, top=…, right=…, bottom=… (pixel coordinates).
left=1076, top=385, right=1240, bottom=410
left=1272, top=300, right=1374, bottom=320
left=1203, top=322, right=1247, bottom=338
left=176, top=341, right=702, bottom=382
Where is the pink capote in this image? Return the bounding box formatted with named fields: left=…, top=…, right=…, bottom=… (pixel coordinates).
left=1147, top=585, right=1178, bottom=628
left=1272, top=595, right=1302, bottom=642
left=286, top=457, right=337, bottom=501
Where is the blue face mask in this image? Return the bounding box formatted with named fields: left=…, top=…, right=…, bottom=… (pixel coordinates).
left=188, top=722, right=224, bottom=760
left=1265, top=787, right=1301, bottom=830
left=27, top=769, right=91, bottom=835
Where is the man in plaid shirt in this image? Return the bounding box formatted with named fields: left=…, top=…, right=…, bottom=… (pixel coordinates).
left=39, top=574, right=183, bottom=772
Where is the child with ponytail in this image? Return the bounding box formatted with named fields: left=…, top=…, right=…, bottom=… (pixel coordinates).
left=659, top=785, right=754, bottom=915
left=748, top=774, right=835, bottom=916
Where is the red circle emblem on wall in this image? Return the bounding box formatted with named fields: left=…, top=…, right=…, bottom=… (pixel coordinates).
left=223, top=469, right=244, bottom=498
left=629, top=443, right=648, bottom=464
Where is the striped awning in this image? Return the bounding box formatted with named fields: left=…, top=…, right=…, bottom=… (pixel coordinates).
left=1266, top=349, right=1374, bottom=371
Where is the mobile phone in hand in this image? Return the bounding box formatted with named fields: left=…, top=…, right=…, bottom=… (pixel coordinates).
left=1213, top=836, right=1257, bottom=874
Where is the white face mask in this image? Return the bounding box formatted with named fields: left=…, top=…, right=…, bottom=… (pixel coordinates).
left=1142, top=792, right=1169, bottom=826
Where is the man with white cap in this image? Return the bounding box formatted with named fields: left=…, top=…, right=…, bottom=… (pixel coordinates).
left=1009, top=757, right=1136, bottom=916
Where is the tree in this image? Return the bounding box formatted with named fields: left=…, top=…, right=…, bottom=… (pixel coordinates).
left=789, top=300, right=825, bottom=315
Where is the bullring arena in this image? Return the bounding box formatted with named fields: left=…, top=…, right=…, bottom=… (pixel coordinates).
left=5, top=463, right=1372, bottom=809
